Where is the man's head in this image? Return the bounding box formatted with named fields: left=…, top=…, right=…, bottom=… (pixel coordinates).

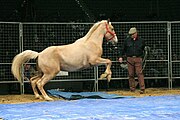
left=129, top=27, right=137, bottom=34
left=129, top=27, right=138, bottom=39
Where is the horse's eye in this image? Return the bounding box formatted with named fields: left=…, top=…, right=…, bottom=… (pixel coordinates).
left=112, top=28, right=114, bottom=31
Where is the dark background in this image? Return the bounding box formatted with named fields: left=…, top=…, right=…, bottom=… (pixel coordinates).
left=0, top=0, right=180, bottom=22
left=0, top=0, right=179, bottom=93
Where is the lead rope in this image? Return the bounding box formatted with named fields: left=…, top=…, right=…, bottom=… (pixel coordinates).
left=140, top=49, right=148, bottom=73
left=140, top=46, right=150, bottom=73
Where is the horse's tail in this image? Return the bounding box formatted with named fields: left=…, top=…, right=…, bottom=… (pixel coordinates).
left=11, top=50, right=39, bottom=82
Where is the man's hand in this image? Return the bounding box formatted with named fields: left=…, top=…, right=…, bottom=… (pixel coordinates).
left=118, top=57, right=123, bottom=63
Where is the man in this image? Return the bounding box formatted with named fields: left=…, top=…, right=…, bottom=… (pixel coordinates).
left=119, top=27, right=145, bottom=94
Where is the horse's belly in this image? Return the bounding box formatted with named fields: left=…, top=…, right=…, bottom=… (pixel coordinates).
left=60, top=63, right=90, bottom=72
left=59, top=53, right=91, bottom=71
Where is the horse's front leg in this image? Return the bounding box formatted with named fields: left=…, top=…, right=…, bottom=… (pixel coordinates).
left=100, top=60, right=112, bottom=82
left=92, top=57, right=112, bottom=82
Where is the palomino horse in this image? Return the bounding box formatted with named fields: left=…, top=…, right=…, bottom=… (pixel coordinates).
left=11, top=20, right=118, bottom=101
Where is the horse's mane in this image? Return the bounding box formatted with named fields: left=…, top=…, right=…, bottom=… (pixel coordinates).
left=84, top=20, right=106, bottom=40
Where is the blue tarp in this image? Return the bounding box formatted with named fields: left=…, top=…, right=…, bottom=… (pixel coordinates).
left=0, top=95, right=180, bottom=120
left=47, top=89, right=134, bottom=100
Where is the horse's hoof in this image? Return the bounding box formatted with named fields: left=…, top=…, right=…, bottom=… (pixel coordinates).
left=44, top=96, right=54, bottom=101
left=107, top=75, right=112, bottom=82
left=35, top=95, right=43, bottom=100
left=100, top=73, right=107, bottom=79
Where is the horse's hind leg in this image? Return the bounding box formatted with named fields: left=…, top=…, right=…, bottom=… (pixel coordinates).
left=30, top=76, right=43, bottom=99
left=36, top=74, right=55, bottom=101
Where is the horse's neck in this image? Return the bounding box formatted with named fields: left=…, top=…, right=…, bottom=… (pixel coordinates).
left=75, top=22, right=105, bottom=47
left=74, top=37, right=85, bottom=43
left=86, top=24, right=105, bottom=46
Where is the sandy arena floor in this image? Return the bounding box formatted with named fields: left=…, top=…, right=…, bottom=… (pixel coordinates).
left=0, top=88, right=179, bottom=104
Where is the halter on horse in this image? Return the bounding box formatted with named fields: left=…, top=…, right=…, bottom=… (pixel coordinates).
left=11, top=20, right=118, bottom=101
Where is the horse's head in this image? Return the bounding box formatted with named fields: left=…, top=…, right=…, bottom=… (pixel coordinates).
left=104, top=19, right=118, bottom=44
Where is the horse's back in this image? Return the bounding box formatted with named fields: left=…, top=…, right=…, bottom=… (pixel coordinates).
left=37, top=43, right=86, bottom=71
left=37, top=36, right=103, bottom=72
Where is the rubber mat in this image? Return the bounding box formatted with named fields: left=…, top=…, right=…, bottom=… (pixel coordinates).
left=0, top=95, right=179, bottom=120
left=47, top=89, right=134, bottom=100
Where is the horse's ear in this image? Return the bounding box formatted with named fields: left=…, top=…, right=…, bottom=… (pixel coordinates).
left=107, top=18, right=110, bottom=24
